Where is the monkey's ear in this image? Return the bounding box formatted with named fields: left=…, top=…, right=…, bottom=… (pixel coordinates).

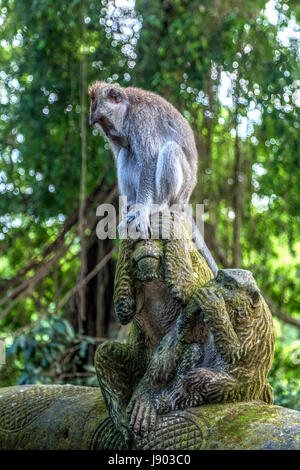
left=107, top=87, right=123, bottom=104
left=249, top=287, right=260, bottom=308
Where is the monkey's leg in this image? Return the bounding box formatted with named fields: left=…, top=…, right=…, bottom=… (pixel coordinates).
left=95, top=341, right=143, bottom=442
left=155, top=142, right=218, bottom=274
left=166, top=367, right=238, bottom=411
left=155, top=141, right=187, bottom=206
left=117, top=148, right=137, bottom=207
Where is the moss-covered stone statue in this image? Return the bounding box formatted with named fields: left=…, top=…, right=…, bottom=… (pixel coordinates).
left=94, top=212, right=275, bottom=445
left=1, top=212, right=298, bottom=451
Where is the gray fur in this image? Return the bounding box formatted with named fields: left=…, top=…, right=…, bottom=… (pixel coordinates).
left=89, top=81, right=217, bottom=273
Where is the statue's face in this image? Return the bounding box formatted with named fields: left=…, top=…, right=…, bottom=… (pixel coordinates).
left=207, top=271, right=239, bottom=302
left=206, top=270, right=261, bottom=324
left=133, top=239, right=163, bottom=281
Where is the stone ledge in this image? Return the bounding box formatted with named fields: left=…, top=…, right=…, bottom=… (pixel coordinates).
left=0, top=385, right=299, bottom=450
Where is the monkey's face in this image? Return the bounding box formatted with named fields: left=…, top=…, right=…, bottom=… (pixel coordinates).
left=88, top=81, right=128, bottom=139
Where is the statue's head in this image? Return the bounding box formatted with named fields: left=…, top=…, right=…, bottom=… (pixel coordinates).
left=205, top=268, right=274, bottom=374
left=207, top=269, right=274, bottom=349
left=129, top=210, right=214, bottom=300
left=133, top=239, right=164, bottom=281
left=206, top=269, right=266, bottom=327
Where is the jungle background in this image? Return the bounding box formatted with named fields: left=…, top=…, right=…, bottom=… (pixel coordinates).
left=0, top=0, right=299, bottom=410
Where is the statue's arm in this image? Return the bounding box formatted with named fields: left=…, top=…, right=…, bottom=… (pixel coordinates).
left=113, top=239, right=136, bottom=325
left=126, top=326, right=184, bottom=435
left=192, top=288, right=241, bottom=364
left=145, top=326, right=184, bottom=387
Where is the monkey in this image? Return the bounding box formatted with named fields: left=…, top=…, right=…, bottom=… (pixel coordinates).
left=127, top=269, right=275, bottom=436
left=88, top=81, right=218, bottom=275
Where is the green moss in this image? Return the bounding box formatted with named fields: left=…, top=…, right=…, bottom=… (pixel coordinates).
left=0, top=387, right=300, bottom=450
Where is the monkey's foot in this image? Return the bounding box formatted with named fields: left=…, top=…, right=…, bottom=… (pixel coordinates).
left=127, top=393, right=158, bottom=438
left=119, top=204, right=151, bottom=240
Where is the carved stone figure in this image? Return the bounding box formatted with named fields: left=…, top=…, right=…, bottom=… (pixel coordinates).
left=144, top=269, right=275, bottom=416
left=94, top=212, right=213, bottom=443
left=94, top=212, right=275, bottom=443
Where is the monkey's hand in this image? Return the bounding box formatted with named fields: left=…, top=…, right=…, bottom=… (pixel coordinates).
left=127, top=392, right=157, bottom=438
left=194, top=287, right=226, bottom=321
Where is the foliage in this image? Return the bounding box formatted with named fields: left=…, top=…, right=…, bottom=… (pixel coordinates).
left=269, top=320, right=300, bottom=410
left=2, top=315, right=99, bottom=387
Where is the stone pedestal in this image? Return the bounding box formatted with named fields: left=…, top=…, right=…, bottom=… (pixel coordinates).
left=0, top=385, right=299, bottom=450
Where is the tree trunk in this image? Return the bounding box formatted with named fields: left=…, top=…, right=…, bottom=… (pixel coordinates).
left=232, top=132, right=242, bottom=267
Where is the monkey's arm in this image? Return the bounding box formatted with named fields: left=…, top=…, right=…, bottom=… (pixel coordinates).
left=193, top=287, right=241, bottom=364
left=113, top=239, right=136, bottom=324
left=128, top=159, right=157, bottom=238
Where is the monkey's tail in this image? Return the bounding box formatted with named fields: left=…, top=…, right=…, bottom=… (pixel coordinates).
left=189, top=216, right=218, bottom=276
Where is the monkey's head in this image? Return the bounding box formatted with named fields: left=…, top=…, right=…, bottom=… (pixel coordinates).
left=88, top=81, right=128, bottom=140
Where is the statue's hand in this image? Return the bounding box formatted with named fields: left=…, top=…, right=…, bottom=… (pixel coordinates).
left=115, top=409, right=135, bottom=448
left=177, top=296, right=203, bottom=340
left=168, top=375, right=204, bottom=411
left=114, top=296, right=136, bottom=325
left=127, top=392, right=157, bottom=438
left=195, top=287, right=226, bottom=320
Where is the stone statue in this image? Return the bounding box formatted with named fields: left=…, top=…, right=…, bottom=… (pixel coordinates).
left=143, top=269, right=275, bottom=415
left=94, top=212, right=275, bottom=444
left=0, top=214, right=297, bottom=452
left=95, top=212, right=213, bottom=443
